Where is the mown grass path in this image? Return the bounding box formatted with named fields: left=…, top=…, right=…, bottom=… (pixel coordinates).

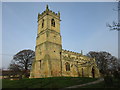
left=60, top=78, right=104, bottom=89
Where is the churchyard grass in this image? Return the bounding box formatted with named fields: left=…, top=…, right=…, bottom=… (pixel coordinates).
left=2, top=77, right=97, bottom=88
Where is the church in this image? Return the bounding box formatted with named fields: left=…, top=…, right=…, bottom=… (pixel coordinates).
left=30, top=5, right=100, bottom=78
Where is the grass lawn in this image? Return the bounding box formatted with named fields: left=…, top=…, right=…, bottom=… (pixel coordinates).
left=2, top=77, right=98, bottom=88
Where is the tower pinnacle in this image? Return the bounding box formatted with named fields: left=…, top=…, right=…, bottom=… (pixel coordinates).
left=46, top=4, right=49, bottom=11
left=58, top=11, right=60, bottom=16
left=81, top=50, right=83, bottom=55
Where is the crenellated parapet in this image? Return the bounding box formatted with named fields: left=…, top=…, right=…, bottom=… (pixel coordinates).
left=38, top=5, right=60, bottom=22
left=62, top=49, right=82, bottom=56
left=62, top=49, right=95, bottom=64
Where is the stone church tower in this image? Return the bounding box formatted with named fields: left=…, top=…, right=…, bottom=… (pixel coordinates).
left=30, top=5, right=62, bottom=78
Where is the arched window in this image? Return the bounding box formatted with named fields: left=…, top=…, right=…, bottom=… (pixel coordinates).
left=51, top=19, right=55, bottom=27
left=42, top=19, right=44, bottom=28
left=65, top=62, right=70, bottom=71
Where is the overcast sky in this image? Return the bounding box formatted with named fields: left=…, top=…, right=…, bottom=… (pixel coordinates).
left=2, top=2, right=118, bottom=69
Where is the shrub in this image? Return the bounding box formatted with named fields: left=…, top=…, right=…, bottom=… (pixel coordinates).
left=104, top=76, right=113, bottom=87
left=113, top=71, right=120, bottom=79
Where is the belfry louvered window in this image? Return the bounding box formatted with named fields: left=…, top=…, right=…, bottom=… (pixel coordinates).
left=42, top=19, right=44, bottom=28
left=51, top=19, right=55, bottom=27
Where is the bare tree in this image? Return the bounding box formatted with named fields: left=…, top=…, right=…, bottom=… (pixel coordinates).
left=86, top=51, right=118, bottom=75
left=8, top=49, right=35, bottom=78
left=107, top=1, right=120, bottom=31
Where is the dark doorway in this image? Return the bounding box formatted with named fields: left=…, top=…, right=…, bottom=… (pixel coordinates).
left=92, top=67, right=95, bottom=78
